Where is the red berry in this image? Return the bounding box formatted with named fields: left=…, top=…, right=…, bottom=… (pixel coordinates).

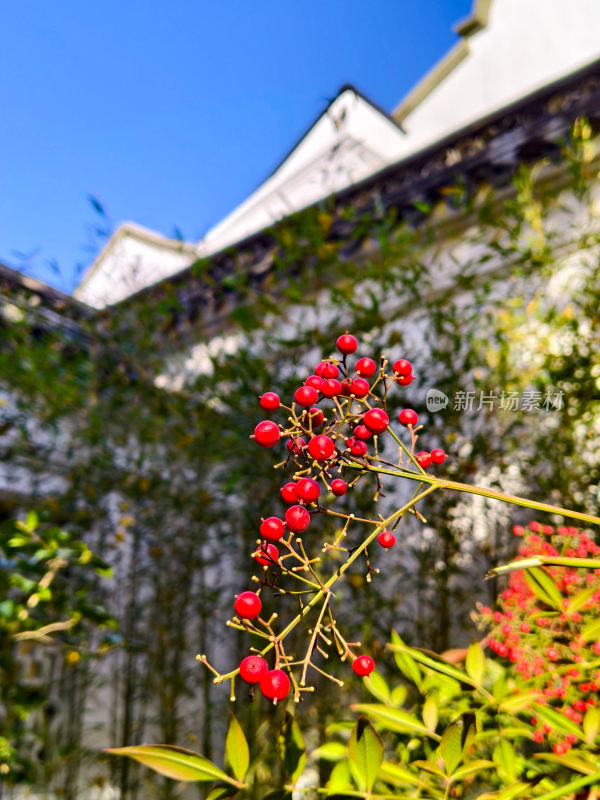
left=347, top=436, right=367, bottom=456
left=280, top=482, right=298, bottom=504
left=350, top=378, right=370, bottom=398
left=363, top=408, right=389, bottom=434
left=253, top=542, right=279, bottom=565
left=416, top=451, right=432, bottom=468
left=377, top=531, right=396, bottom=549
left=337, top=333, right=358, bottom=355
left=287, top=436, right=307, bottom=453
left=259, top=392, right=280, bottom=411
left=260, top=516, right=285, bottom=541
left=308, top=435, right=335, bottom=461
left=330, top=479, right=347, bottom=496
left=315, top=362, right=325, bottom=376
left=253, top=420, right=281, bottom=448
left=393, top=359, right=412, bottom=377
left=295, top=477, right=321, bottom=503
left=513, top=525, right=525, bottom=536
left=354, top=424, right=371, bottom=440
left=321, top=378, right=342, bottom=398
left=352, top=655, right=375, bottom=676
left=304, top=375, right=323, bottom=390
left=295, top=385, right=318, bottom=407
left=355, top=357, right=377, bottom=378
left=398, top=408, right=418, bottom=427
left=321, top=363, right=339, bottom=380
left=285, top=505, right=311, bottom=533
left=234, top=591, right=262, bottom=619
left=339, top=380, right=352, bottom=397
left=239, top=655, right=268, bottom=684
left=430, top=448, right=446, bottom=464
left=304, top=407, right=324, bottom=428
left=396, top=374, right=414, bottom=386
left=259, top=669, right=290, bottom=702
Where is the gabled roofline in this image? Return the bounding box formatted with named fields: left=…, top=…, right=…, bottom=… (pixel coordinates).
left=392, top=0, right=493, bottom=123
left=75, top=222, right=199, bottom=296
left=233, top=83, right=407, bottom=208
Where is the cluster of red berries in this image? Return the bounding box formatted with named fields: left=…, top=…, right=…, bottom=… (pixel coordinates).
left=230, top=334, right=447, bottom=702
left=479, top=521, right=600, bottom=753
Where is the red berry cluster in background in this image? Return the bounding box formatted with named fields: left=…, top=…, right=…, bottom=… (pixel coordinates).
left=201, top=334, right=447, bottom=704
left=478, top=521, right=600, bottom=753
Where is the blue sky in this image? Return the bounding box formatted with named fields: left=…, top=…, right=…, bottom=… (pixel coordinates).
left=0, top=1, right=471, bottom=293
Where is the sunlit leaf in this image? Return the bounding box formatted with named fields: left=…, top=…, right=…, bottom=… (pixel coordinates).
left=351, top=704, right=439, bottom=739
left=314, top=742, right=347, bottom=762
left=390, top=631, right=423, bottom=690
left=532, top=770, right=600, bottom=800
left=465, top=641, right=485, bottom=684
left=441, top=720, right=463, bottom=775
left=362, top=671, right=390, bottom=704
left=106, top=745, right=242, bottom=785
left=327, top=759, right=353, bottom=793
left=422, top=695, right=438, bottom=732
left=379, top=761, right=430, bottom=789
left=584, top=706, right=600, bottom=743
left=225, top=713, right=249, bottom=783
left=532, top=703, right=583, bottom=740
left=523, top=567, right=563, bottom=610
left=535, top=752, right=596, bottom=775
left=450, top=760, right=495, bottom=781
left=348, top=716, right=383, bottom=794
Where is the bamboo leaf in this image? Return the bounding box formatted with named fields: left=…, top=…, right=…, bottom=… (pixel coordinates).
left=379, top=761, right=431, bottom=789
left=581, top=616, right=600, bottom=642
left=348, top=716, right=384, bottom=794
left=441, top=721, right=463, bottom=775
left=450, top=759, right=495, bottom=781
left=531, top=770, right=600, bottom=800
left=488, top=556, right=600, bottom=578
left=422, top=695, right=438, bottom=733
left=387, top=643, right=493, bottom=701
left=225, top=713, right=249, bottom=783
left=535, top=752, right=597, bottom=775
left=351, top=704, right=439, bottom=739
left=280, top=712, right=306, bottom=784
left=390, top=631, right=422, bottom=690
left=106, top=745, right=242, bottom=786
left=411, top=759, right=446, bottom=778
left=362, top=670, right=390, bottom=704
left=314, top=742, right=347, bottom=762
left=498, top=691, right=538, bottom=712
left=532, top=703, right=583, bottom=740
left=567, top=585, right=597, bottom=614
left=465, top=641, right=486, bottom=684
left=523, top=567, right=563, bottom=610
left=584, top=706, right=600, bottom=742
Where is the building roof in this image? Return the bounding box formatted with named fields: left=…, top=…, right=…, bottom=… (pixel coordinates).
left=72, top=0, right=600, bottom=309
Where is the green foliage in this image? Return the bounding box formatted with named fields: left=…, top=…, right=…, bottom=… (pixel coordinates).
left=0, top=512, right=114, bottom=783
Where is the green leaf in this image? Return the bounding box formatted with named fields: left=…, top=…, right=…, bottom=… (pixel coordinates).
left=535, top=752, right=596, bottom=775
left=387, top=643, right=492, bottom=701
left=25, top=510, right=39, bottom=531
left=532, top=770, right=600, bottom=800
left=465, top=641, right=485, bottom=684
left=362, top=670, right=390, bottom=704
left=379, top=761, right=430, bottom=789
left=498, top=691, right=538, bottom=712
left=450, top=760, right=495, bottom=781
left=327, top=759, right=353, bottom=793
left=477, top=783, right=532, bottom=800
left=567, top=585, right=597, bottom=614
left=523, top=567, right=564, bottom=610
left=581, top=616, right=600, bottom=642
left=280, top=712, right=306, bottom=784
left=411, top=759, right=446, bottom=778
left=390, top=631, right=422, bottom=690
left=532, top=703, right=583, bottom=740
left=422, top=695, right=438, bottom=733
left=390, top=685, right=407, bottom=707
left=493, top=738, right=518, bottom=783
left=106, top=745, right=242, bottom=786
left=584, top=706, right=600, bottom=742
left=314, top=742, right=347, bottom=762
left=206, top=786, right=240, bottom=800
left=225, top=713, right=249, bottom=783
left=348, top=716, right=384, bottom=794
left=351, top=704, right=439, bottom=739
left=441, top=721, right=463, bottom=775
